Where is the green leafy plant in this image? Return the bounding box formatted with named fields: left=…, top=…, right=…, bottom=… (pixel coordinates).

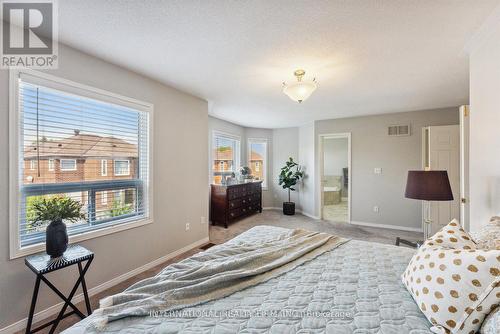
left=109, top=199, right=133, bottom=217
left=279, top=157, right=304, bottom=202
left=239, top=166, right=252, bottom=176
left=31, top=196, right=85, bottom=225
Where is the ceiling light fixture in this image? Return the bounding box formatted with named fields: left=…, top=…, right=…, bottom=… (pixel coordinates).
left=282, top=69, right=317, bottom=103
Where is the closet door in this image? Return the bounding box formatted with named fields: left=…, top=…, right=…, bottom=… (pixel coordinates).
left=428, top=125, right=460, bottom=236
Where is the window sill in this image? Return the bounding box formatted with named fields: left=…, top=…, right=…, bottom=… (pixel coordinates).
left=10, top=217, right=153, bottom=259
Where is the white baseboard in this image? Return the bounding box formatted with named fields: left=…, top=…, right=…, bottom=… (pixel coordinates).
left=263, top=208, right=420, bottom=232
left=299, top=211, right=321, bottom=220
left=262, top=207, right=281, bottom=210
left=262, top=207, right=320, bottom=220
left=0, top=237, right=209, bottom=334
left=351, top=221, right=422, bottom=233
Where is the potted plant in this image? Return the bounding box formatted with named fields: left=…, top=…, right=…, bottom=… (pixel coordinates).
left=239, top=166, right=253, bottom=182
left=31, top=196, right=85, bottom=258
left=278, top=157, right=304, bottom=215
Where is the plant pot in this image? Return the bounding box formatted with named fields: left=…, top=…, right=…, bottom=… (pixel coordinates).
left=46, top=219, right=68, bottom=258
left=283, top=202, right=295, bottom=215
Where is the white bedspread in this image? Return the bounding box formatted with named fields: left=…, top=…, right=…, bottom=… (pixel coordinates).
left=64, top=226, right=431, bottom=334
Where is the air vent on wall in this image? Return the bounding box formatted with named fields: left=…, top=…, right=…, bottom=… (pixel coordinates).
left=388, top=124, right=411, bottom=136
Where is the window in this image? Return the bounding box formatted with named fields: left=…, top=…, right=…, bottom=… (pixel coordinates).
left=212, top=132, right=240, bottom=184
left=114, top=160, right=130, bottom=176
left=60, top=159, right=77, bottom=171
left=9, top=69, right=152, bottom=258
left=101, top=159, right=107, bottom=176
left=248, top=138, right=268, bottom=188
left=30, top=160, right=36, bottom=170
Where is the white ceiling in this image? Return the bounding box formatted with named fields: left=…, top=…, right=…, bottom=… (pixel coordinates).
left=58, top=0, right=499, bottom=128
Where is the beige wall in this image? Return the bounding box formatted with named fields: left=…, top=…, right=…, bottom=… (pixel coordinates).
left=468, top=7, right=500, bottom=231
left=299, top=123, right=317, bottom=217
left=272, top=128, right=300, bottom=209
left=315, top=108, right=459, bottom=229
left=270, top=108, right=459, bottom=227
left=0, top=44, right=209, bottom=329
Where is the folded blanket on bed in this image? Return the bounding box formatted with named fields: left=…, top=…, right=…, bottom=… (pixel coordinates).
left=89, top=228, right=348, bottom=330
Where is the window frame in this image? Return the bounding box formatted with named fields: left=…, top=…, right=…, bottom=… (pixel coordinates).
left=114, top=159, right=130, bottom=176
left=101, top=159, right=107, bottom=176
left=9, top=69, right=154, bottom=259
left=211, top=130, right=241, bottom=184
left=247, top=138, right=268, bottom=189
left=48, top=159, right=55, bottom=171
left=101, top=191, right=108, bottom=205
left=60, top=159, right=77, bottom=171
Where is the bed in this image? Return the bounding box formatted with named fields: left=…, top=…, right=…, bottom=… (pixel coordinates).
left=64, top=226, right=432, bottom=333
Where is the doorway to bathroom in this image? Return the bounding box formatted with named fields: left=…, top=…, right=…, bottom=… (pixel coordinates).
left=319, top=133, right=351, bottom=223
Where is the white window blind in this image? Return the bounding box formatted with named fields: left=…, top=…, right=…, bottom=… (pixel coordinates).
left=60, top=159, right=77, bottom=171
left=13, top=73, right=151, bottom=251
left=212, top=132, right=240, bottom=184
left=248, top=138, right=268, bottom=188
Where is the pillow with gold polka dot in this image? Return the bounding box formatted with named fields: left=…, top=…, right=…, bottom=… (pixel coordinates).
left=402, top=219, right=500, bottom=334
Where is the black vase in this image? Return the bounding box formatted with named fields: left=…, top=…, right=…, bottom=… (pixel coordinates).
left=283, top=202, right=295, bottom=215
left=46, top=219, right=68, bottom=258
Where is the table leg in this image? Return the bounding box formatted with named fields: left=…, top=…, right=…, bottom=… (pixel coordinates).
left=25, top=276, right=41, bottom=334
left=49, top=259, right=92, bottom=334
left=78, top=261, right=92, bottom=315
left=39, top=275, right=85, bottom=319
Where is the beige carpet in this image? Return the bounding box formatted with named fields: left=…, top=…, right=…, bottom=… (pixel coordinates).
left=21, top=209, right=422, bottom=333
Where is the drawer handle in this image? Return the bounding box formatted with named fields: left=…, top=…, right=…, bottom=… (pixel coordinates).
left=230, top=203, right=234, bottom=207
left=230, top=213, right=235, bottom=217
left=243, top=200, right=246, bottom=203
left=243, top=209, right=246, bottom=212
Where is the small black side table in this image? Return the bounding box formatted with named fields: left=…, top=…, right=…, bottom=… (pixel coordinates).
left=24, top=245, right=94, bottom=334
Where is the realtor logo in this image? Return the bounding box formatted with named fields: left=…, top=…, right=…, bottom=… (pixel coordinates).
left=1, top=0, right=58, bottom=68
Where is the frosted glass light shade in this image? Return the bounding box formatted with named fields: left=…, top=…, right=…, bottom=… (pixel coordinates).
left=283, top=80, right=317, bottom=103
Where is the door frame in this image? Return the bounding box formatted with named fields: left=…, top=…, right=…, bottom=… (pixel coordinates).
left=318, top=132, right=352, bottom=223
left=459, top=105, right=470, bottom=230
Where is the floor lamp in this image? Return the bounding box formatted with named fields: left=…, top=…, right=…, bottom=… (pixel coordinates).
left=399, top=170, right=454, bottom=247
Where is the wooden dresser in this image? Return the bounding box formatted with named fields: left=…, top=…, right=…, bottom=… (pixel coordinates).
left=210, top=181, right=262, bottom=228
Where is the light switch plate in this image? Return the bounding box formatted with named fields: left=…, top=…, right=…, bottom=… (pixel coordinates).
left=374, top=168, right=382, bottom=174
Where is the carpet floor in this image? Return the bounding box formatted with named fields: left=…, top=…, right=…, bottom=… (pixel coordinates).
left=21, top=209, right=422, bottom=333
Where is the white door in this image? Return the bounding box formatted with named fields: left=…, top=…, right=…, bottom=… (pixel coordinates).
left=459, top=105, right=470, bottom=230
left=428, top=125, right=460, bottom=236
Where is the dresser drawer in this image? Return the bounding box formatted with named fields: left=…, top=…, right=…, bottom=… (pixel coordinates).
left=238, top=194, right=258, bottom=204
left=229, top=198, right=248, bottom=209
left=228, top=207, right=243, bottom=219
left=228, top=188, right=241, bottom=200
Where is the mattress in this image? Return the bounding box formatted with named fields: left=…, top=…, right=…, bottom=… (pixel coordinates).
left=64, top=226, right=432, bottom=333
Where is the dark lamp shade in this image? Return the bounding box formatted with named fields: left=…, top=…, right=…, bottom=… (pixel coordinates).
left=405, top=170, right=454, bottom=201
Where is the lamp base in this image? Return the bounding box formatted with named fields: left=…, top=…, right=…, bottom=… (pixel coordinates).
left=395, top=237, right=423, bottom=248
